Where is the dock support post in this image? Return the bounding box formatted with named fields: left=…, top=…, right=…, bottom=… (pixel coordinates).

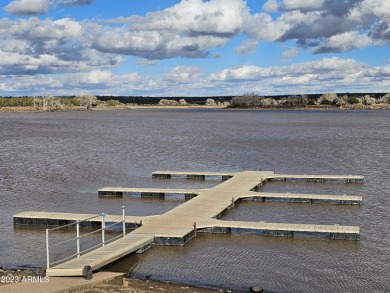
left=141, top=192, right=165, bottom=198
left=185, top=193, right=197, bottom=200
left=152, top=174, right=171, bottom=179
left=76, top=222, right=80, bottom=257
left=101, top=213, right=106, bottom=246
left=187, top=175, right=205, bottom=180
left=122, top=206, right=126, bottom=236
left=46, top=229, right=50, bottom=269
left=98, top=191, right=123, bottom=197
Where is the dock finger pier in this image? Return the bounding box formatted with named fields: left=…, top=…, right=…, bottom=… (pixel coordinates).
left=14, top=170, right=364, bottom=278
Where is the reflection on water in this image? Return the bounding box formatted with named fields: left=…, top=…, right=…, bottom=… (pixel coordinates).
left=1, top=109, right=389, bottom=292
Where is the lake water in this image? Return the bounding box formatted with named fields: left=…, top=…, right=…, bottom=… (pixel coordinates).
left=0, top=108, right=389, bottom=292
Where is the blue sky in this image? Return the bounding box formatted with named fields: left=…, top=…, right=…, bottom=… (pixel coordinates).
left=0, top=0, right=389, bottom=96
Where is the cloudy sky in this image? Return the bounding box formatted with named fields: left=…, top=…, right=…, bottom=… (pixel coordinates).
left=0, top=0, right=389, bottom=96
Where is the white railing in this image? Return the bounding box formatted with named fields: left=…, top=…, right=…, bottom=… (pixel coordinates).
left=46, top=206, right=126, bottom=269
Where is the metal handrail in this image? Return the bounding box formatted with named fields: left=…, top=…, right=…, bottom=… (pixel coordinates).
left=49, top=220, right=124, bottom=248
left=47, top=214, right=102, bottom=232
left=47, top=206, right=125, bottom=232
left=49, top=233, right=125, bottom=267
left=46, top=206, right=126, bottom=269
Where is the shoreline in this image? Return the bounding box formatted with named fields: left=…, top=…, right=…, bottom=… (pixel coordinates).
left=1, top=270, right=236, bottom=293
left=0, top=266, right=258, bottom=292
left=65, top=275, right=228, bottom=293
left=0, top=105, right=225, bottom=113
left=224, top=104, right=390, bottom=111
left=1, top=103, right=389, bottom=113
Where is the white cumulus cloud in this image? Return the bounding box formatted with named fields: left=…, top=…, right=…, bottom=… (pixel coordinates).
left=80, top=70, right=113, bottom=84
left=281, top=0, right=325, bottom=12
left=164, top=66, right=202, bottom=82
left=4, top=0, right=49, bottom=16
left=312, top=31, right=373, bottom=53
left=235, top=39, right=259, bottom=55
left=97, top=0, right=251, bottom=59
left=282, top=48, right=299, bottom=59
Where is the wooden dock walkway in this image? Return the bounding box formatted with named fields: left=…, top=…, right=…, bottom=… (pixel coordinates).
left=130, top=171, right=360, bottom=243
left=46, top=233, right=154, bottom=277
left=13, top=170, right=363, bottom=277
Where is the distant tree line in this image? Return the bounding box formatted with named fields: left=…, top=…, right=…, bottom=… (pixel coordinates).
left=97, top=95, right=234, bottom=105
left=228, top=93, right=390, bottom=108
left=1, top=93, right=390, bottom=109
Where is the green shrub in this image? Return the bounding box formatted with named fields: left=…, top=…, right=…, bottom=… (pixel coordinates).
left=106, top=99, right=123, bottom=106
left=0, top=97, right=34, bottom=107
left=348, top=97, right=360, bottom=104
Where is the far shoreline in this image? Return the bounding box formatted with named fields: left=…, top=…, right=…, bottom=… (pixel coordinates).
left=0, top=105, right=225, bottom=113
left=1, top=103, right=389, bottom=114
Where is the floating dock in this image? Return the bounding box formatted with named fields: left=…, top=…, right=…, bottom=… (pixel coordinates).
left=98, top=188, right=362, bottom=205
left=269, top=174, right=364, bottom=183
left=197, top=219, right=360, bottom=240
left=13, top=211, right=158, bottom=229
left=98, top=187, right=200, bottom=198
left=152, top=171, right=364, bottom=183
left=14, top=170, right=363, bottom=277
left=152, top=171, right=236, bottom=180
left=240, top=192, right=362, bottom=204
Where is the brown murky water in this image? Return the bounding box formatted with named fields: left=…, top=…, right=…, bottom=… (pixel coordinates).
left=0, top=109, right=389, bottom=292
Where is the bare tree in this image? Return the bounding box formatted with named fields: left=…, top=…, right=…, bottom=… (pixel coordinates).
left=379, top=93, right=390, bottom=104
left=362, top=95, right=376, bottom=105
left=76, top=94, right=97, bottom=109
left=318, top=93, right=338, bottom=105
left=205, top=98, right=216, bottom=106
left=159, top=99, right=178, bottom=106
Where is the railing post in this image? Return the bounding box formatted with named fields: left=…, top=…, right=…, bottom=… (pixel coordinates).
left=193, top=222, right=197, bottom=237
left=122, top=206, right=126, bottom=237
left=102, top=213, right=106, bottom=246
left=76, top=222, right=80, bottom=257
left=46, top=229, right=50, bottom=269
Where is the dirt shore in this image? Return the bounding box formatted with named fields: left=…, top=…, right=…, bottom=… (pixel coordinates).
left=1, top=273, right=233, bottom=293
left=1, top=267, right=237, bottom=292
left=60, top=276, right=225, bottom=293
